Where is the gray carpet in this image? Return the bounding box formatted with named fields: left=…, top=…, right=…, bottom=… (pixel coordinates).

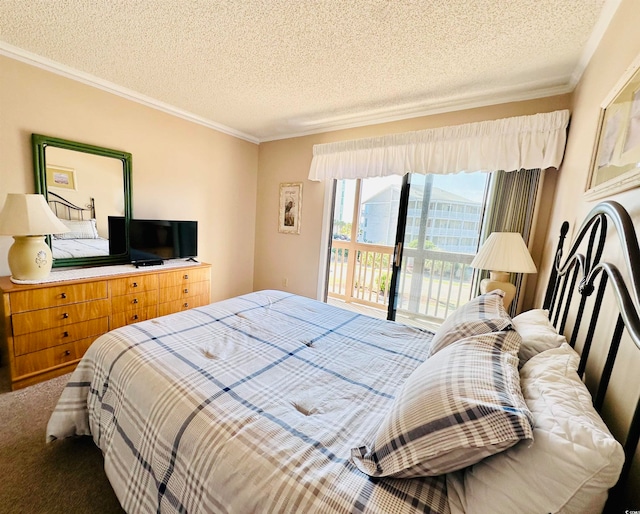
left=0, top=371, right=124, bottom=513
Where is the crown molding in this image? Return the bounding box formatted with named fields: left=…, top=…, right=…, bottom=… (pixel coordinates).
left=262, top=82, right=574, bottom=142
left=569, top=0, right=623, bottom=88
left=0, top=41, right=260, bottom=144
left=6, top=16, right=613, bottom=145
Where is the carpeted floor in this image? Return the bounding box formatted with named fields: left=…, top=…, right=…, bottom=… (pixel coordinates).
left=0, top=371, right=124, bottom=513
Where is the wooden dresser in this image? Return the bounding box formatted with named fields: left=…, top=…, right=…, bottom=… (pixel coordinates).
left=0, top=262, right=211, bottom=390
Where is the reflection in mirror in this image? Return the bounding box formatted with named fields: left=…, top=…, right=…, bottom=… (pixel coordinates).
left=32, top=134, right=132, bottom=268
left=47, top=147, right=124, bottom=260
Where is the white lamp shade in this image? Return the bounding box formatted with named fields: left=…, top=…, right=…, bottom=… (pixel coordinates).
left=470, top=232, right=537, bottom=274
left=0, top=193, right=69, bottom=236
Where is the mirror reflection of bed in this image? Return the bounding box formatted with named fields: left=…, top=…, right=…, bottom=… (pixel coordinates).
left=44, top=144, right=126, bottom=262
left=48, top=191, right=111, bottom=259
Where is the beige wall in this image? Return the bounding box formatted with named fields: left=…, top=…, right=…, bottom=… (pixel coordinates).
left=532, top=0, right=640, bottom=504
left=534, top=0, right=640, bottom=303
left=254, top=96, right=571, bottom=301
left=0, top=56, right=258, bottom=301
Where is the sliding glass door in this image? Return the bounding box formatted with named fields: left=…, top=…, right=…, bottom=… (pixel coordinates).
left=327, top=172, right=489, bottom=327
left=328, top=176, right=403, bottom=311
left=389, top=172, right=489, bottom=327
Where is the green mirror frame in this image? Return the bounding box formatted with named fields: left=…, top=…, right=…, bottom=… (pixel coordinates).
left=32, top=133, right=133, bottom=268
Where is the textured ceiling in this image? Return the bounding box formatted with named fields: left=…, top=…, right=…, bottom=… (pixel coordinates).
left=0, top=0, right=617, bottom=142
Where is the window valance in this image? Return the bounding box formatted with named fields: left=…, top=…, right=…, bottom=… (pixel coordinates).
left=308, top=109, right=570, bottom=181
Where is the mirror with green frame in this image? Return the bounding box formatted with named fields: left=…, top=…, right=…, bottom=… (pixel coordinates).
left=32, top=134, right=132, bottom=268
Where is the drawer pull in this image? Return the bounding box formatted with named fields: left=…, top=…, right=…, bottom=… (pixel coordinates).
left=133, top=314, right=139, bottom=320
left=132, top=298, right=139, bottom=304
left=60, top=293, right=67, bottom=299
left=184, top=274, right=189, bottom=279
left=63, top=331, right=69, bottom=338
left=184, top=302, right=189, bottom=308
left=184, top=288, right=189, bottom=294
left=64, top=350, right=71, bottom=356
left=132, top=282, right=138, bottom=288
left=62, top=313, right=69, bottom=319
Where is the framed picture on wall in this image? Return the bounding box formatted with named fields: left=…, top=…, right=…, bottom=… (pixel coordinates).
left=586, top=53, right=640, bottom=200
left=46, top=165, right=77, bottom=190
left=278, top=182, right=302, bottom=234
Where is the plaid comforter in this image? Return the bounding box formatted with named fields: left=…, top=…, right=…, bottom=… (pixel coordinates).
left=47, top=290, right=449, bottom=514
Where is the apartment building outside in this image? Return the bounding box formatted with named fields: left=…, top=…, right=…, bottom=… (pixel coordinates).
left=360, top=184, right=482, bottom=253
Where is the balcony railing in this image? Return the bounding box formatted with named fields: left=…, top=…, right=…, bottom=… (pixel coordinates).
left=397, top=247, right=475, bottom=322
left=328, top=240, right=476, bottom=324
left=328, top=241, right=394, bottom=308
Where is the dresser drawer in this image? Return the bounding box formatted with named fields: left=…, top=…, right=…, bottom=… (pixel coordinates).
left=158, top=294, right=209, bottom=317
left=111, top=290, right=158, bottom=313
left=0, top=262, right=211, bottom=390
left=14, top=317, right=109, bottom=356
left=111, top=306, right=158, bottom=329
left=14, top=336, right=95, bottom=376
left=158, top=267, right=210, bottom=289
left=12, top=299, right=111, bottom=336
left=159, top=281, right=209, bottom=303
left=110, top=274, right=158, bottom=297
left=9, top=281, right=108, bottom=313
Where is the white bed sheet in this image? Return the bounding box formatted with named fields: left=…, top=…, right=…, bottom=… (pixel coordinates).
left=52, top=237, right=110, bottom=259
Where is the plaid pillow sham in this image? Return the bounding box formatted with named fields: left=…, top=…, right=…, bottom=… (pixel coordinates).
left=351, top=329, right=533, bottom=478
left=427, top=290, right=512, bottom=357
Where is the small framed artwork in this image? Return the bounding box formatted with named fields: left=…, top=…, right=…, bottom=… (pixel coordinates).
left=46, top=165, right=77, bottom=190
left=278, top=182, right=302, bottom=234
left=586, top=53, right=640, bottom=200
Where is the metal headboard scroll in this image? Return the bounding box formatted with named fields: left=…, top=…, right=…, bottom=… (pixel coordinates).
left=47, top=191, right=96, bottom=221
left=542, top=200, right=640, bottom=511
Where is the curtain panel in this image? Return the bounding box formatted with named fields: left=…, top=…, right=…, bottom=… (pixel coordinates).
left=476, top=168, right=542, bottom=315
left=308, top=110, right=570, bottom=181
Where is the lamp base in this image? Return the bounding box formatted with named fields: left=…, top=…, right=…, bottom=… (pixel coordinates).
left=8, top=235, right=53, bottom=281
left=479, top=271, right=516, bottom=309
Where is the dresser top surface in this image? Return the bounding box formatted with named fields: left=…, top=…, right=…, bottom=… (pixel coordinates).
left=0, top=261, right=211, bottom=293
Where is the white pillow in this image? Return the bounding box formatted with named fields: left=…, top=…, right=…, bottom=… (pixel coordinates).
left=447, top=343, right=624, bottom=514
left=54, top=218, right=99, bottom=239
left=512, top=308, right=566, bottom=366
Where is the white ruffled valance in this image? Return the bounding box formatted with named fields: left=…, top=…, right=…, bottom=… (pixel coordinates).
left=308, top=109, right=570, bottom=181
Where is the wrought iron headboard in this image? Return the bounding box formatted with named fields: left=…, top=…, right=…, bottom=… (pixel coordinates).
left=47, top=191, right=95, bottom=220
left=542, top=200, right=640, bottom=511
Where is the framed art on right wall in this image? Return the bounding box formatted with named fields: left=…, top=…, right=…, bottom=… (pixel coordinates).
left=586, top=53, right=640, bottom=200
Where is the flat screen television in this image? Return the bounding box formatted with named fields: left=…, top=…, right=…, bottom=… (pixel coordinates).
left=129, top=218, right=198, bottom=264
left=107, top=217, right=199, bottom=265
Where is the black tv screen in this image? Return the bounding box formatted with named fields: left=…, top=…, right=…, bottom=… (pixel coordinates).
left=108, top=216, right=127, bottom=256
left=129, top=218, right=198, bottom=263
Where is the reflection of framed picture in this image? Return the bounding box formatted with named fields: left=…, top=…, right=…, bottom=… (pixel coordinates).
left=278, top=182, right=302, bottom=234
left=46, top=165, right=77, bottom=190
left=586, top=53, right=640, bottom=200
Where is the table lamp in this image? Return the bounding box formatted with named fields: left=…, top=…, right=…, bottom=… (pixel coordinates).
left=470, top=232, right=537, bottom=309
left=0, top=193, right=69, bottom=280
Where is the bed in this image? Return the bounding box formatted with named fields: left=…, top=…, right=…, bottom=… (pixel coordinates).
left=48, top=191, right=110, bottom=259
left=46, top=200, right=640, bottom=513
